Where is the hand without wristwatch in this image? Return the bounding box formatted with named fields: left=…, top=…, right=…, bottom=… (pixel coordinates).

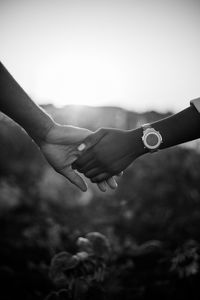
left=141, top=123, right=163, bottom=153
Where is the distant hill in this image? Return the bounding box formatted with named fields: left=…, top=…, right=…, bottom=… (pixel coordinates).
left=41, top=104, right=171, bottom=130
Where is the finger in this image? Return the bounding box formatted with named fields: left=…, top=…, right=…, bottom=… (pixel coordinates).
left=73, top=159, right=98, bottom=173
left=112, top=173, right=123, bottom=185
left=97, top=181, right=107, bottom=192
left=117, top=171, right=124, bottom=177
left=106, top=177, right=118, bottom=189
left=89, top=171, right=123, bottom=182
left=72, top=151, right=95, bottom=169
left=85, top=168, right=104, bottom=178
left=97, top=179, right=117, bottom=192
left=91, top=173, right=110, bottom=183
left=113, top=172, right=124, bottom=182
left=60, top=166, right=88, bottom=192
left=77, top=129, right=106, bottom=153
left=65, top=154, right=80, bottom=166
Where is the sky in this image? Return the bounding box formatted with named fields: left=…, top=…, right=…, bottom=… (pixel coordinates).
left=1, top=0, right=200, bottom=112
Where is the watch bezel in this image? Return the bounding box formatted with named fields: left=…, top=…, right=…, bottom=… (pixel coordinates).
left=142, top=125, right=163, bottom=151
left=143, top=131, right=162, bottom=149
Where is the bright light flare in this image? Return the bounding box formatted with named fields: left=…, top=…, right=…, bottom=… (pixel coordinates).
left=34, top=52, right=126, bottom=107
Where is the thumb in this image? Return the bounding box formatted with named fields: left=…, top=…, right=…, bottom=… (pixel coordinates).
left=60, top=166, right=88, bottom=192
left=77, top=129, right=106, bottom=153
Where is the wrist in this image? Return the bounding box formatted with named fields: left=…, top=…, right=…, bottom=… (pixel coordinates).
left=128, top=128, right=148, bottom=158
left=30, top=118, right=57, bottom=146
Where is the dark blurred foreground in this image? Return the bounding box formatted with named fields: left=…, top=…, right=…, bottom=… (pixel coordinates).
left=0, top=105, right=200, bottom=300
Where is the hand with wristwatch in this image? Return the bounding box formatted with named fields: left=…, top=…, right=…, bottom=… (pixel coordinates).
left=74, top=99, right=200, bottom=182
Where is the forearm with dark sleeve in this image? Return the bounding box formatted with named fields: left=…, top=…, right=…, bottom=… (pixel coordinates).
left=152, top=99, right=200, bottom=149
left=0, top=62, right=54, bottom=143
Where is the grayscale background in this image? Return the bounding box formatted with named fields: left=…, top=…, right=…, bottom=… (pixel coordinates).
left=0, top=1, right=200, bottom=299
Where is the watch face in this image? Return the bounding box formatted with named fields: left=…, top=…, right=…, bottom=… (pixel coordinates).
left=143, top=131, right=162, bottom=150
left=146, top=133, right=159, bottom=147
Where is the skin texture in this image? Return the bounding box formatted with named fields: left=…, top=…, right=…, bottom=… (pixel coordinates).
left=40, top=124, right=92, bottom=191
left=73, top=127, right=146, bottom=182
left=40, top=124, right=120, bottom=191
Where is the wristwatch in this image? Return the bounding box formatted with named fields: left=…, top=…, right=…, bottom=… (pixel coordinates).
left=141, top=123, right=163, bottom=153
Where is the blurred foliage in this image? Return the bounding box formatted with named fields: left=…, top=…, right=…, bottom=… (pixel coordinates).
left=0, top=106, right=200, bottom=299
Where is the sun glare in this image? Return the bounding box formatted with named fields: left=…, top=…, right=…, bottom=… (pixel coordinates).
left=34, top=53, right=123, bottom=108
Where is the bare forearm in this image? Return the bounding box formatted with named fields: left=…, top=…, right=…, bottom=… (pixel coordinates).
left=0, top=62, right=55, bottom=143
left=152, top=105, right=200, bottom=149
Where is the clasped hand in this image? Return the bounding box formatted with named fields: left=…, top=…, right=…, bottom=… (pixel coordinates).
left=73, top=127, right=144, bottom=184
left=39, top=124, right=127, bottom=192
